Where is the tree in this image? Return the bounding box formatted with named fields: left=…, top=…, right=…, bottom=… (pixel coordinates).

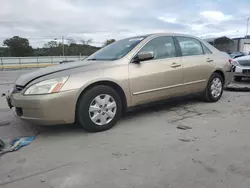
left=44, top=41, right=58, bottom=48
left=3, top=36, right=33, bottom=56
left=86, top=39, right=93, bottom=45
left=103, top=39, right=116, bottom=47
left=80, top=39, right=92, bottom=45
left=43, top=41, right=62, bottom=56
left=1, top=36, right=101, bottom=57
left=67, top=38, right=76, bottom=45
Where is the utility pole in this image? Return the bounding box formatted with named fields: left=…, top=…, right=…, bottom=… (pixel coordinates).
left=62, top=36, right=65, bottom=57
left=54, top=37, right=65, bottom=57
left=246, top=17, right=250, bottom=37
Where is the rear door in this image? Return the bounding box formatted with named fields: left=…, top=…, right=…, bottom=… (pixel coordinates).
left=129, top=36, right=183, bottom=105
left=175, top=36, right=214, bottom=93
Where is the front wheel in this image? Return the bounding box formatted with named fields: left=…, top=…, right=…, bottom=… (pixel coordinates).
left=202, top=72, right=224, bottom=102
left=76, top=85, right=122, bottom=132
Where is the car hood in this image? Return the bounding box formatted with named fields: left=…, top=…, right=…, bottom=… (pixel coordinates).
left=235, top=55, right=250, bottom=66
left=15, top=60, right=111, bottom=86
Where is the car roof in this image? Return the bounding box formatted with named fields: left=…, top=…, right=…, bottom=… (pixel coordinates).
left=124, top=33, right=200, bottom=40
left=148, top=33, right=198, bottom=38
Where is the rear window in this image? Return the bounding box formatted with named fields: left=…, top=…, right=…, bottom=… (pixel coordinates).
left=176, top=36, right=204, bottom=56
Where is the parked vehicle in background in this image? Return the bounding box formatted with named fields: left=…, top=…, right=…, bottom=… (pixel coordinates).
left=229, top=52, right=247, bottom=59
left=232, top=55, right=250, bottom=81
left=6, top=33, right=233, bottom=132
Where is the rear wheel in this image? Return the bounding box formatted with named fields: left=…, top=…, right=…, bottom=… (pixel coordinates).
left=77, top=85, right=122, bottom=132
left=202, top=72, right=224, bottom=102
left=234, top=76, right=242, bottom=82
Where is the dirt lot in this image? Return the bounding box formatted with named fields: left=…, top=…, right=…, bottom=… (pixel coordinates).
left=1, top=70, right=250, bottom=188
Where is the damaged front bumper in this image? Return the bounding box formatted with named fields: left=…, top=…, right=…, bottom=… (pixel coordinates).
left=234, top=65, right=250, bottom=77
left=6, top=96, right=13, bottom=109
left=5, top=87, right=14, bottom=109
left=5, top=86, right=78, bottom=126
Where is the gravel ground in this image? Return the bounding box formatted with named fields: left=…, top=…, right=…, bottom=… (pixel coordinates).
left=0, top=70, right=250, bottom=188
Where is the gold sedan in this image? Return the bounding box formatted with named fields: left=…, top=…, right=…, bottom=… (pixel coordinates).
left=7, top=33, right=234, bottom=132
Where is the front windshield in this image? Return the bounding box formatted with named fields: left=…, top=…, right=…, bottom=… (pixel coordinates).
left=87, top=36, right=148, bottom=61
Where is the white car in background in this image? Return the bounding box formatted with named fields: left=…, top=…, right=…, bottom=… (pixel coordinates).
left=232, top=55, right=250, bottom=81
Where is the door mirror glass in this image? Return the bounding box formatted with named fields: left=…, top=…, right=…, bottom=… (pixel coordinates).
left=135, top=51, right=154, bottom=62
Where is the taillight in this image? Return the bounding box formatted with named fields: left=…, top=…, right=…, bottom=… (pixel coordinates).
left=228, top=59, right=232, bottom=64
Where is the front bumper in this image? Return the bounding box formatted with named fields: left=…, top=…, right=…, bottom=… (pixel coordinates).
left=234, top=65, right=250, bottom=77
left=7, top=89, right=79, bottom=125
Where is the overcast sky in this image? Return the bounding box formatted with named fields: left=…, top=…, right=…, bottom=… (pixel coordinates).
left=0, top=0, right=250, bottom=47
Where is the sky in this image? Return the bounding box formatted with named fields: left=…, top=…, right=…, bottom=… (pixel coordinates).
left=0, top=0, right=250, bottom=47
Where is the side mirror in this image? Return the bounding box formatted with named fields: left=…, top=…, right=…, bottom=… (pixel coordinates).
left=133, top=51, right=154, bottom=63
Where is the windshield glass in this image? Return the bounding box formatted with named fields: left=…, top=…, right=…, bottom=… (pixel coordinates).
left=87, top=36, right=148, bottom=61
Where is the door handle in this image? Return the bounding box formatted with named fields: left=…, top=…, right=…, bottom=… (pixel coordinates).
left=170, top=62, right=181, bottom=68
left=206, top=58, right=214, bottom=62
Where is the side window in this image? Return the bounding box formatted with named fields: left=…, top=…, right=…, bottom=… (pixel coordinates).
left=139, top=36, right=176, bottom=60
left=202, top=43, right=212, bottom=54
left=176, top=37, right=204, bottom=56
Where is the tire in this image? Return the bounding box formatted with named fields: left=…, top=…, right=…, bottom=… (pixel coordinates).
left=202, top=72, right=224, bottom=102
left=76, top=85, right=122, bottom=132
left=234, top=76, right=242, bottom=82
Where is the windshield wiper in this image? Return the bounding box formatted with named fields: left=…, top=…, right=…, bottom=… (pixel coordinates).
left=87, top=58, right=97, bottom=61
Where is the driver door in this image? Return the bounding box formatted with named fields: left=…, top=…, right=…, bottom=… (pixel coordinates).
left=129, top=36, right=183, bottom=106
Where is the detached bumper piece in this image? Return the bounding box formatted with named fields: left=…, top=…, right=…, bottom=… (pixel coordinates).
left=6, top=96, right=13, bottom=109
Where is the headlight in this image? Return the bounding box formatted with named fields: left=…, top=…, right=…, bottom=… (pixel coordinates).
left=232, top=60, right=239, bottom=66
left=24, top=77, right=69, bottom=95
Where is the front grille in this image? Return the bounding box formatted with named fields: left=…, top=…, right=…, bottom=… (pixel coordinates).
left=238, top=60, right=250, bottom=66
left=243, top=69, right=250, bottom=75
left=12, top=85, right=24, bottom=93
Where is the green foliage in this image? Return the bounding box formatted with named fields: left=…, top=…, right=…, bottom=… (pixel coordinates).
left=41, top=41, right=100, bottom=56
left=1, top=36, right=112, bottom=57
left=0, top=47, right=10, bottom=57
left=3, top=36, right=33, bottom=57
left=44, top=41, right=58, bottom=48
left=103, top=39, right=116, bottom=47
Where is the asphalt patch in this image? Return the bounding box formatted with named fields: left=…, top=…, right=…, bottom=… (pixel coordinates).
left=226, top=86, right=250, bottom=92
left=179, top=138, right=192, bottom=142
left=0, top=120, right=10, bottom=127
left=177, top=125, right=192, bottom=130
left=226, top=81, right=250, bottom=92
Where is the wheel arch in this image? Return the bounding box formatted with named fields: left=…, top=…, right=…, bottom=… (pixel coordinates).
left=75, top=80, right=128, bottom=121
left=213, top=69, right=225, bottom=83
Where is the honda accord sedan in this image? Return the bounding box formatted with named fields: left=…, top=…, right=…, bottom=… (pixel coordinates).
left=6, top=33, right=234, bottom=132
